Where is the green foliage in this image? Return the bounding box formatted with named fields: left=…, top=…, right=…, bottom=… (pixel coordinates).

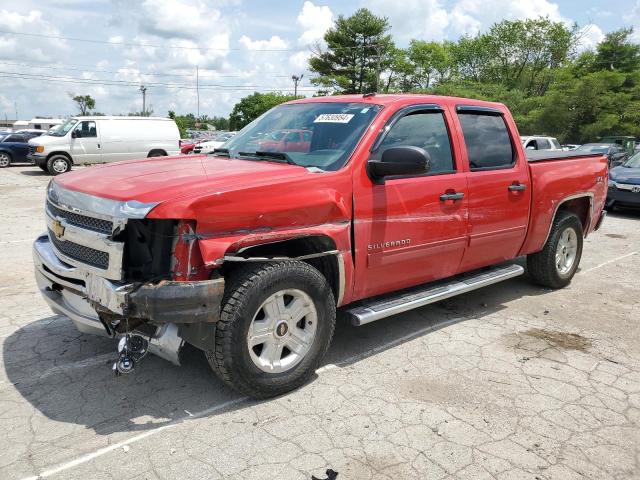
left=593, top=28, right=640, bottom=72
left=307, top=15, right=640, bottom=144
left=228, top=92, right=297, bottom=130
left=309, top=8, right=394, bottom=94
left=70, top=94, right=95, bottom=115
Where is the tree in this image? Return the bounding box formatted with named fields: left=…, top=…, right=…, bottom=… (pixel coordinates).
left=309, top=8, right=394, bottom=94
left=592, top=28, right=640, bottom=72
left=229, top=92, right=297, bottom=130
left=70, top=94, right=95, bottom=115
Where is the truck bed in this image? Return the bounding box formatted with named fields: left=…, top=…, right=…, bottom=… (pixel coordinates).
left=519, top=153, right=608, bottom=256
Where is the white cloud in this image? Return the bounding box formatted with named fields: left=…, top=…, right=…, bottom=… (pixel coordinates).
left=449, top=0, right=565, bottom=37
left=626, top=1, right=640, bottom=41
left=0, top=9, right=68, bottom=62
left=576, top=24, right=605, bottom=52
left=238, top=35, right=288, bottom=51
left=366, top=0, right=450, bottom=42
left=297, top=1, right=334, bottom=45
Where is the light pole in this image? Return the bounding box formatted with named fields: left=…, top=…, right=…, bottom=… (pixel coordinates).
left=291, top=74, right=303, bottom=97
left=139, top=85, right=147, bottom=116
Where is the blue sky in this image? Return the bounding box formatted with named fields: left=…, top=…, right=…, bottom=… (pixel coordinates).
left=0, top=0, right=638, bottom=120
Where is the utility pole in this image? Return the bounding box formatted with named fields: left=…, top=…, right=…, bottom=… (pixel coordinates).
left=139, top=85, right=147, bottom=116
left=196, top=66, right=200, bottom=123
left=291, top=74, right=303, bottom=97
left=14, top=101, right=18, bottom=121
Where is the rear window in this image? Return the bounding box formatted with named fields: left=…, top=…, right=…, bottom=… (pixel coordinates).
left=458, top=113, right=515, bottom=170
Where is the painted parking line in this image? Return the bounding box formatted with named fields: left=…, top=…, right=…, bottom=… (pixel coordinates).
left=581, top=251, right=638, bottom=273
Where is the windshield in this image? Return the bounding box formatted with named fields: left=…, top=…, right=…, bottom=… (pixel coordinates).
left=577, top=144, right=609, bottom=154
left=222, top=102, right=382, bottom=171
left=49, top=118, right=77, bottom=137
left=624, top=152, right=640, bottom=168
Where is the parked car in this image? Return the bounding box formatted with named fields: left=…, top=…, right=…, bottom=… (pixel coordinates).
left=179, top=140, right=196, bottom=154
left=520, top=135, right=562, bottom=151
left=607, top=152, right=640, bottom=210
left=0, top=133, right=30, bottom=167
left=34, top=94, right=607, bottom=398
left=27, top=116, right=180, bottom=175
left=575, top=143, right=629, bottom=167
left=562, top=144, right=580, bottom=151
left=192, top=139, right=225, bottom=154
left=15, top=129, right=46, bottom=140
left=600, top=136, right=636, bottom=156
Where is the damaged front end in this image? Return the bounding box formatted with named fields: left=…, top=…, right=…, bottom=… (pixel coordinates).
left=33, top=184, right=224, bottom=373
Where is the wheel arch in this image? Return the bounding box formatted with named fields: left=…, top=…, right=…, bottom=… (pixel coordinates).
left=46, top=151, right=73, bottom=164
left=221, top=235, right=345, bottom=307
left=147, top=149, right=168, bottom=157
left=554, top=194, right=593, bottom=236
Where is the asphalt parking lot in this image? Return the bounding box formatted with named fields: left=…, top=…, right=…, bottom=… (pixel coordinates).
left=1, top=164, right=639, bottom=480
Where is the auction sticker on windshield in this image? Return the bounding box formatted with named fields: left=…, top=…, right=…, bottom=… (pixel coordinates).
left=314, top=113, right=354, bottom=123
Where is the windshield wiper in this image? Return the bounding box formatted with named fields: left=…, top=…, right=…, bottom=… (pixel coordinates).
left=238, top=151, right=297, bottom=165
left=211, top=148, right=230, bottom=157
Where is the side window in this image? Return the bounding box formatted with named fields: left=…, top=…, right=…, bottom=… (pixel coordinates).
left=5, top=135, right=25, bottom=143
left=377, top=111, right=454, bottom=174
left=75, top=121, right=97, bottom=138
left=526, top=140, right=538, bottom=150
left=551, top=139, right=561, bottom=149
left=458, top=113, right=514, bottom=170
left=537, top=138, right=551, bottom=150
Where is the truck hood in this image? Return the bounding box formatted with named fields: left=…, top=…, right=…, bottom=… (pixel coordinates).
left=54, top=155, right=312, bottom=204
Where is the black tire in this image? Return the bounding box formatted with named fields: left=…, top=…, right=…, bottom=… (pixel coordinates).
left=206, top=261, right=336, bottom=399
left=0, top=151, right=11, bottom=168
left=46, top=155, right=71, bottom=175
left=527, top=211, right=583, bottom=289
left=38, top=164, right=48, bottom=171
left=147, top=150, right=167, bottom=157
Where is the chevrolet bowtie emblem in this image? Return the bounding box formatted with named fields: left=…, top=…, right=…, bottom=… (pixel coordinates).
left=52, top=220, right=65, bottom=239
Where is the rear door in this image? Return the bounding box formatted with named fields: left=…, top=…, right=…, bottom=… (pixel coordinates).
left=70, top=120, right=102, bottom=164
left=353, top=104, right=469, bottom=299
left=454, top=106, right=531, bottom=272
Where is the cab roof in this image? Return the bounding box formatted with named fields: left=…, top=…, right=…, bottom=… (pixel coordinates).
left=286, top=93, right=508, bottom=111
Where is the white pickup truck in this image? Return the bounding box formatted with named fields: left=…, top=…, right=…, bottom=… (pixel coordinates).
left=520, top=136, right=563, bottom=151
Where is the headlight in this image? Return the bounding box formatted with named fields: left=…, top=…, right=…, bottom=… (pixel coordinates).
left=36, top=145, right=44, bottom=153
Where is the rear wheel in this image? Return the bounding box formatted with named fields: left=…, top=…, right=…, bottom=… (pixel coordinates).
left=47, top=155, right=71, bottom=175
left=527, top=211, right=583, bottom=289
left=147, top=150, right=167, bottom=157
left=206, top=261, right=336, bottom=398
left=0, top=152, right=11, bottom=168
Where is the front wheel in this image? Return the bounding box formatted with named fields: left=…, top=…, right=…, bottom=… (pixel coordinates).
left=0, top=152, right=11, bottom=168
left=206, top=261, right=336, bottom=398
left=47, top=155, right=71, bottom=175
left=527, top=211, right=583, bottom=289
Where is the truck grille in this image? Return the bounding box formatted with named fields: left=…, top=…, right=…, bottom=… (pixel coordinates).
left=29, top=145, right=36, bottom=155
left=47, top=202, right=113, bottom=235
left=48, top=229, right=110, bottom=270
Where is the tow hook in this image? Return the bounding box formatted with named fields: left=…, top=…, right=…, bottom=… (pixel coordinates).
left=113, top=334, right=149, bottom=375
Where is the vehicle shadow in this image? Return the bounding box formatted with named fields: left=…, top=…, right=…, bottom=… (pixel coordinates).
left=608, top=208, right=640, bottom=220
left=3, top=273, right=548, bottom=437
left=19, top=169, right=49, bottom=176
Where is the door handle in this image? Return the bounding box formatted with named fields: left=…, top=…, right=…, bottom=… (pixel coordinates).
left=508, top=183, right=526, bottom=192
left=97, top=143, right=101, bottom=149
left=440, top=192, right=465, bottom=201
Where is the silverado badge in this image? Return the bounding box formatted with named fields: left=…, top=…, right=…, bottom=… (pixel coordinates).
left=52, top=220, right=65, bottom=239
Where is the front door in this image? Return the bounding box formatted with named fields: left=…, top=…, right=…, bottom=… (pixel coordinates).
left=70, top=120, right=101, bottom=164
left=353, top=105, right=469, bottom=299
left=454, top=108, right=531, bottom=272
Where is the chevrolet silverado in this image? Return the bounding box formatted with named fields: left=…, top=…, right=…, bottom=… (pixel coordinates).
left=33, top=94, right=608, bottom=398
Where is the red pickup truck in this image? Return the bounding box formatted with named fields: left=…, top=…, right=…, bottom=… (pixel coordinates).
left=33, top=94, right=607, bottom=398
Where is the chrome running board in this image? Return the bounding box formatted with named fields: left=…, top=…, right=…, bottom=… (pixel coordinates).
left=347, top=264, right=525, bottom=326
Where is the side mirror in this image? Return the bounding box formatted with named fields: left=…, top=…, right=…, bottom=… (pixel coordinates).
left=71, top=130, right=79, bottom=139
left=367, top=146, right=431, bottom=184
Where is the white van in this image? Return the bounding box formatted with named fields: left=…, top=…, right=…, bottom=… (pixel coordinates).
left=28, top=116, right=180, bottom=175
